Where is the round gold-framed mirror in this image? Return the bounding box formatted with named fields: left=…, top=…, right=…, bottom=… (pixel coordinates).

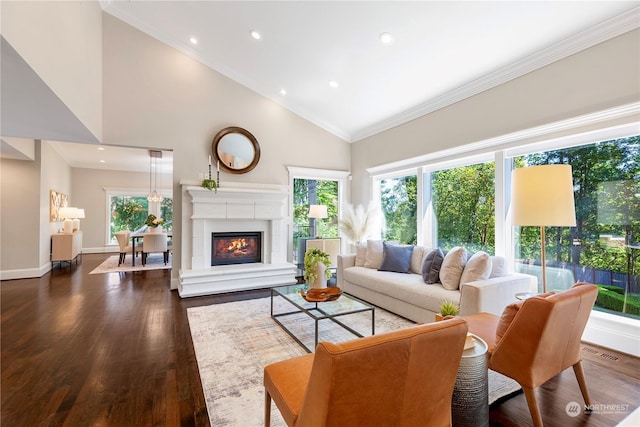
left=211, top=126, right=261, bottom=174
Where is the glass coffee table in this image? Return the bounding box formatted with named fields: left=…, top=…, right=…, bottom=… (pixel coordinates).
left=271, top=284, right=375, bottom=353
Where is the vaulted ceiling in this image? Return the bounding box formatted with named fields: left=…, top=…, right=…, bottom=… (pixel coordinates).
left=103, top=1, right=639, bottom=142
left=1, top=2, right=638, bottom=170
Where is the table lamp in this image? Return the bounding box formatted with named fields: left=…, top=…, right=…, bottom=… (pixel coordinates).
left=309, top=204, right=328, bottom=238
left=58, top=207, right=76, bottom=234
left=73, top=208, right=85, bottom=232
left=511, top=164, right=576, bottom=293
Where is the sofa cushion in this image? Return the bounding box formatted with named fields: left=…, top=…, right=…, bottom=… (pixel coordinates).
left=379, top=242, right=414, bottom=274
left=364, top=240, right=384, bottom=269
left=495, top=291, right=555, bottom=341
left=422, top=249, right=445, bottom=284
left=343, top=266, right=460, bottom=314
left=355, top=242, right=367, bottom=267
left=440, top=246, right=467, bottom=290
left=490, top=256, right=507, bottom=278
left=460, top=251, right=492, bottom=285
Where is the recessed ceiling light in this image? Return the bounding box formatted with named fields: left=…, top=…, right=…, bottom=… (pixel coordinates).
left=99, top=160, right=105, bottom=163
left=250, top=30, right=262, bottom=40
left=280, top=89, right=287, bottom=96
left=97, top=147, right=105, bottom=151
left=379, top=32, right=394, bottom=45
left=328, top=80, right=339, bottom=88
left=189, top=37, right=198, bottom=45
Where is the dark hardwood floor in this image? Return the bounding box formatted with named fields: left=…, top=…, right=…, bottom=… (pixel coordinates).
left=2, top=253, right=639, bottom=426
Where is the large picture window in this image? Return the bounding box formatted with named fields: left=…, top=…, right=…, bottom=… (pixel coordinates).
left=380, top=175, right=417, bottom=245
left=108, top=193, right=173, bottom=244
left=430, top=162, right=495, bottom=254
left=513, top=136, right=639, bottom=319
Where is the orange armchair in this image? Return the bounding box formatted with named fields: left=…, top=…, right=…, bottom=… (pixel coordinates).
left=263, top=318, right=468, bottom=427
left=463, top=282, right=598, bottom=426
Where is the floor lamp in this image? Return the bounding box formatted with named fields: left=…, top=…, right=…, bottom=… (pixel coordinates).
left=511, top=164, right=576, bottom=293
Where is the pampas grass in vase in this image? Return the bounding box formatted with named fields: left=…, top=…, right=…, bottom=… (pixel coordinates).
left=338, top=201, right=380, bottom=245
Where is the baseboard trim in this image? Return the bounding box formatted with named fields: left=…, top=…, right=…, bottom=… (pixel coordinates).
left=0, top=263, right=50, bottom=280
left=583, top=310, right=640, bottom=357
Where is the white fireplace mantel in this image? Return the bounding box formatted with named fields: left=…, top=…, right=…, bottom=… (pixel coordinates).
left=179, top=182, right=297, bottom=297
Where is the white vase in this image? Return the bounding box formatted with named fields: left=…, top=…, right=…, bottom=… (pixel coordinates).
left=310, top=264, right=327, bottom=289
left=149, top=225, right=162, bottom=234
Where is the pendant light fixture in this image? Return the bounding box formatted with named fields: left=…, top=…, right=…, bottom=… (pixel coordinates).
left=147, top=150, right=164, bottom=203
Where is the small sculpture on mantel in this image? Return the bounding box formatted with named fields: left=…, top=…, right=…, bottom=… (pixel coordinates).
left=201, top=155, right=219, bottom=192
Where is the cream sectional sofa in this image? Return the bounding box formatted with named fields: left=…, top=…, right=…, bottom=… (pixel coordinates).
left=337, top=243, right=537, bottom=324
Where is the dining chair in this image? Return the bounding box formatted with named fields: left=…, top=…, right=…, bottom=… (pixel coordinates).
left=142, top=233, right=169, bottom=265
left=114, top=230, right=132, bottom=266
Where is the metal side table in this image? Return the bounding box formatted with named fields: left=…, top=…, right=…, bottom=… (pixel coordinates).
left=452, top=334, right=489, bottom=427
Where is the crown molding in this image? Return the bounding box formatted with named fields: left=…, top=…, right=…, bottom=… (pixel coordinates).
left=352, top=6, right=640, bottom=143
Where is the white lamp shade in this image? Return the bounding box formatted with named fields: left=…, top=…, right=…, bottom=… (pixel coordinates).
left=76, top=208, right=85, bottom=219
left=58, top=207, right=77, bottom=219
left=511, top=164, right=576, bottom=227
left=309, top=204, right=328, bottom=219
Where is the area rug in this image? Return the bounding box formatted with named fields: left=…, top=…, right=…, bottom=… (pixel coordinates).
left=187, top=297, right=522, bottom=426
left=88, top=254, right=171, bottom=274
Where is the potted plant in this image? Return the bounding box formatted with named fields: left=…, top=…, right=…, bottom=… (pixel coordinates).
left=436, top=300, right=460, bottom=321
left=304, top=248, right=332, bottom=289
left=201, top=178, right=217, bottom=192
left=145, top=214, right=165, bottom=233
left=338, top=201, right=380, bottom=244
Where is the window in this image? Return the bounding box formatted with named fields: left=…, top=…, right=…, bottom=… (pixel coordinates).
left=512, top=136, right=639, bottom=319
left=379, top=175, right=417, bottom=245
left=292, top=178, right=339, bottom=265
left=430, top=161, right=495, bottom=254
left=287, top=167, right=349, bottom=269
left=107, top=191, right=173, bottom=244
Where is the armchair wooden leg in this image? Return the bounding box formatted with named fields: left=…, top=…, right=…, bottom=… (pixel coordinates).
left=265, top=390, right=271, bottom=427
left=573, top=361, right=592, bottom=409
left=522, top=386, right=544, bottom=427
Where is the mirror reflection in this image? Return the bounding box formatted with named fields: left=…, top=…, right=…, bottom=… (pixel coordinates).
left=212, top=127, right=260, bottom=174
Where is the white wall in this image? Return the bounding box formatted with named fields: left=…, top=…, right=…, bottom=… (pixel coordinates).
left=40, top=142, right=72, bottom=269
left=0, top=155, right=41, bottom=273
left=1, top=1, right=103, bottom=142
left=350, top=30, right=640, bottom=205
left=101, top=13, right=351, bottom=282
left=0, top=141, right=72, bottom=278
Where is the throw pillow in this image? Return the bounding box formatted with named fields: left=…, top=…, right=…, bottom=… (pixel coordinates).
left=421, top=249, right=445, bottom=284
left=490, top=256, right=507, bottom=278
left=355, top=242, right=367, bottom=267
left=410, top=246, right=426, bottom=274
left=379, top=242, right=414, bottom=274
left=459, top=251, right=492, bottom=285
left=364, top=240, right=384, bottom=269
left=439, top=246, right=468, bottom=290
left=495, top=291, right=556, bottom=342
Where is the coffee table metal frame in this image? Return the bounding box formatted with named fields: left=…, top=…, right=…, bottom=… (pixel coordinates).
left=270, top=284, right=375, bottom=353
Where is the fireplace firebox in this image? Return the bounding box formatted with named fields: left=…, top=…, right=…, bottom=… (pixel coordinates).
left=211, top=232, right=262, bottom=266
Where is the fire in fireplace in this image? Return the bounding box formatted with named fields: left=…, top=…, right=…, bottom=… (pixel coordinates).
left=211, top=232, right=262, bottom=266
